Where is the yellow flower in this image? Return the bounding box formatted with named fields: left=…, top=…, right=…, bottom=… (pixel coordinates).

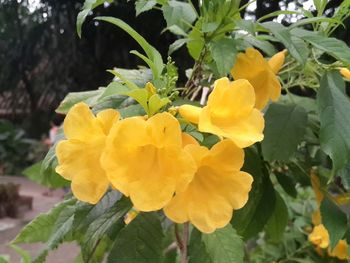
left=231, top=48, right=281, bottom=109
left=182, top=132, right=199, bottom=147
left=179, top=105, right=201, bottom=124
left=164, top=139, right=253, bottom=233
left=124, top=209, right=139, bottom=224
left=101, top=112, right=196, bottom=212
left=309, top=224, right=330, bottom=249
left=329, top=240, right=348, bottom=260
left=340, top=67, right=350, bottom=80
left=56, top=102, right=120, bottom=204
left=179, top=77, right=264, bottom=148
left=268, top=49, right=287, bottom=74
left=309, top=224, right=349, bottom=260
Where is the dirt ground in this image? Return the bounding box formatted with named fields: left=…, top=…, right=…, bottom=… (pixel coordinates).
left=0, top=176, right=79, bottom=263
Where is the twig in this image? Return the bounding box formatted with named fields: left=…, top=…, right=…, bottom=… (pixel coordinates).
left=181, top=223, right=189, bottom=263
left=174, top=224, right=184, bottom=250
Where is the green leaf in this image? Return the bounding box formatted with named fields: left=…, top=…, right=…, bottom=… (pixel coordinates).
left=243, top=35, right=277, bottom=56
left=32, top=204, right=77, bottom=263
left=31, top=250, right=48, bottom=263
left=235, top=20, right=256, bottom=35
left=279, top=94, right=318, bottom=113
left=210, top=38, right=237, bottom=77
left=107, top=69, right=140, bottom=90
left=313, top=0, right=328, bottom=14
left=291, top=28, right=350, bottom=67
left=163, top=25, right=188, bottom=37
left=265, top=191, right=289, bottom=242
left=56, top=90, right=102, bottom=114
left=202, top=225, right=244, bottom=263
left=162, top=0, right=197, bottom=33
left=320, top=198, right=348, bottom=249
left=201, top=22, right=219, bottom=33
left=317, top=71, right=350, bottom=171
left=189, top=229, right=212, bottom=263
left=148, top=94, right=170, bottom=116
left=119, top=104, right=145, bottom=118
left=107, top=212, right=164, bottom=263
left=82, top=196, right=131, bottom=262
left=274, top=171, right=297, bottom=198
left=262, top=22, right=309, bottom=65
left=125, top=89, right=150, bottom=114
left=98, top=82, right=129, bottom=102
left=290, top=16, right=343, bottom=29
left=23, top=161, right=70, bottom=189
left=47, top=205, right=76, bottom=248
left=76, top=0, right=112, bottom=38
left=41, top=142, right=61, bottom=172
left=12, top=198, right=76, bottom=244
left=231, top=148, right=276, bottom=239
left=262, top=103, right=308, bottom=162
left=169, top=38, right=188, bottom=55
left=9, top=244, right=31, bottom=263
left=112, top=68, right=153, bottom=87
left=73, top=191, right=122, bottom=231
left=187, top=20, right=204, bottom=60
left=337, top=162, right=350, bottom=190
left=95, top=17, right=164, bottom=79
left=130, top=50, right=160, bottom=80
left=135, top=0, right=157, bottom=16
left=257, top=10, right=302, bottom=22
left=201, top=134, right=220, bottom=148
left=34, top=137, right=70, bottom=189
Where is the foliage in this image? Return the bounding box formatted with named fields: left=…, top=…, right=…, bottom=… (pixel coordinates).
left=14, top=0, right=350, bottom=262
left=0, top=120, right=45, bottom=175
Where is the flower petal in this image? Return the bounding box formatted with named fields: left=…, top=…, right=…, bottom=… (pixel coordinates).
left=182, top=132, right=199, bottom=147
left=164, top=140, right=253, bottom=233
left=203, top=139, right=244, bottom=172
left=96, top=109, right=120, bottom=135
left=231, top=48, right=281, bottom=109
left=218, top=109, right=264, bottom=148
left=107, top=116, right=151, bottom=149
left=56, top=139, right=109, bottom=204
left=102, top=113, right=196, bottom=211
left=147, top=112, right=182, bottom=147
left=207, top=78, right=256, bottom=120
left=268, top=49, right=287, bottom=74
left=184, top=144, right=209, bottom=167
left=199, top=107, right=264, bottom=148
left=63, top=102, right=103, bottom=140
left=309, top=224, right=330, bottom=249
left=329, top=240, right=348, bottom=260
left=179, top=105, right=201, bottom=124
left=163, top=192, right=189, bottom=224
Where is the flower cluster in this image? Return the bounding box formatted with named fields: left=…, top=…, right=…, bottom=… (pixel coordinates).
left=308, top=172, right=349, bottom=260
left=56, top=48, right=285, bottom=233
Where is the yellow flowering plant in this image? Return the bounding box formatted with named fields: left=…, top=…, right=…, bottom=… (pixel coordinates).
left=15, top=1, right=350, bottom=263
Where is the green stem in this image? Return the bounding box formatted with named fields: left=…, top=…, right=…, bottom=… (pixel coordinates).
left=174, top=223, right=189, bottom=263
left=181, top=223, right=189, bottom=263
left=174, top=224, right=183, bottom=251
left=183, top=45, right=207, bottom=97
